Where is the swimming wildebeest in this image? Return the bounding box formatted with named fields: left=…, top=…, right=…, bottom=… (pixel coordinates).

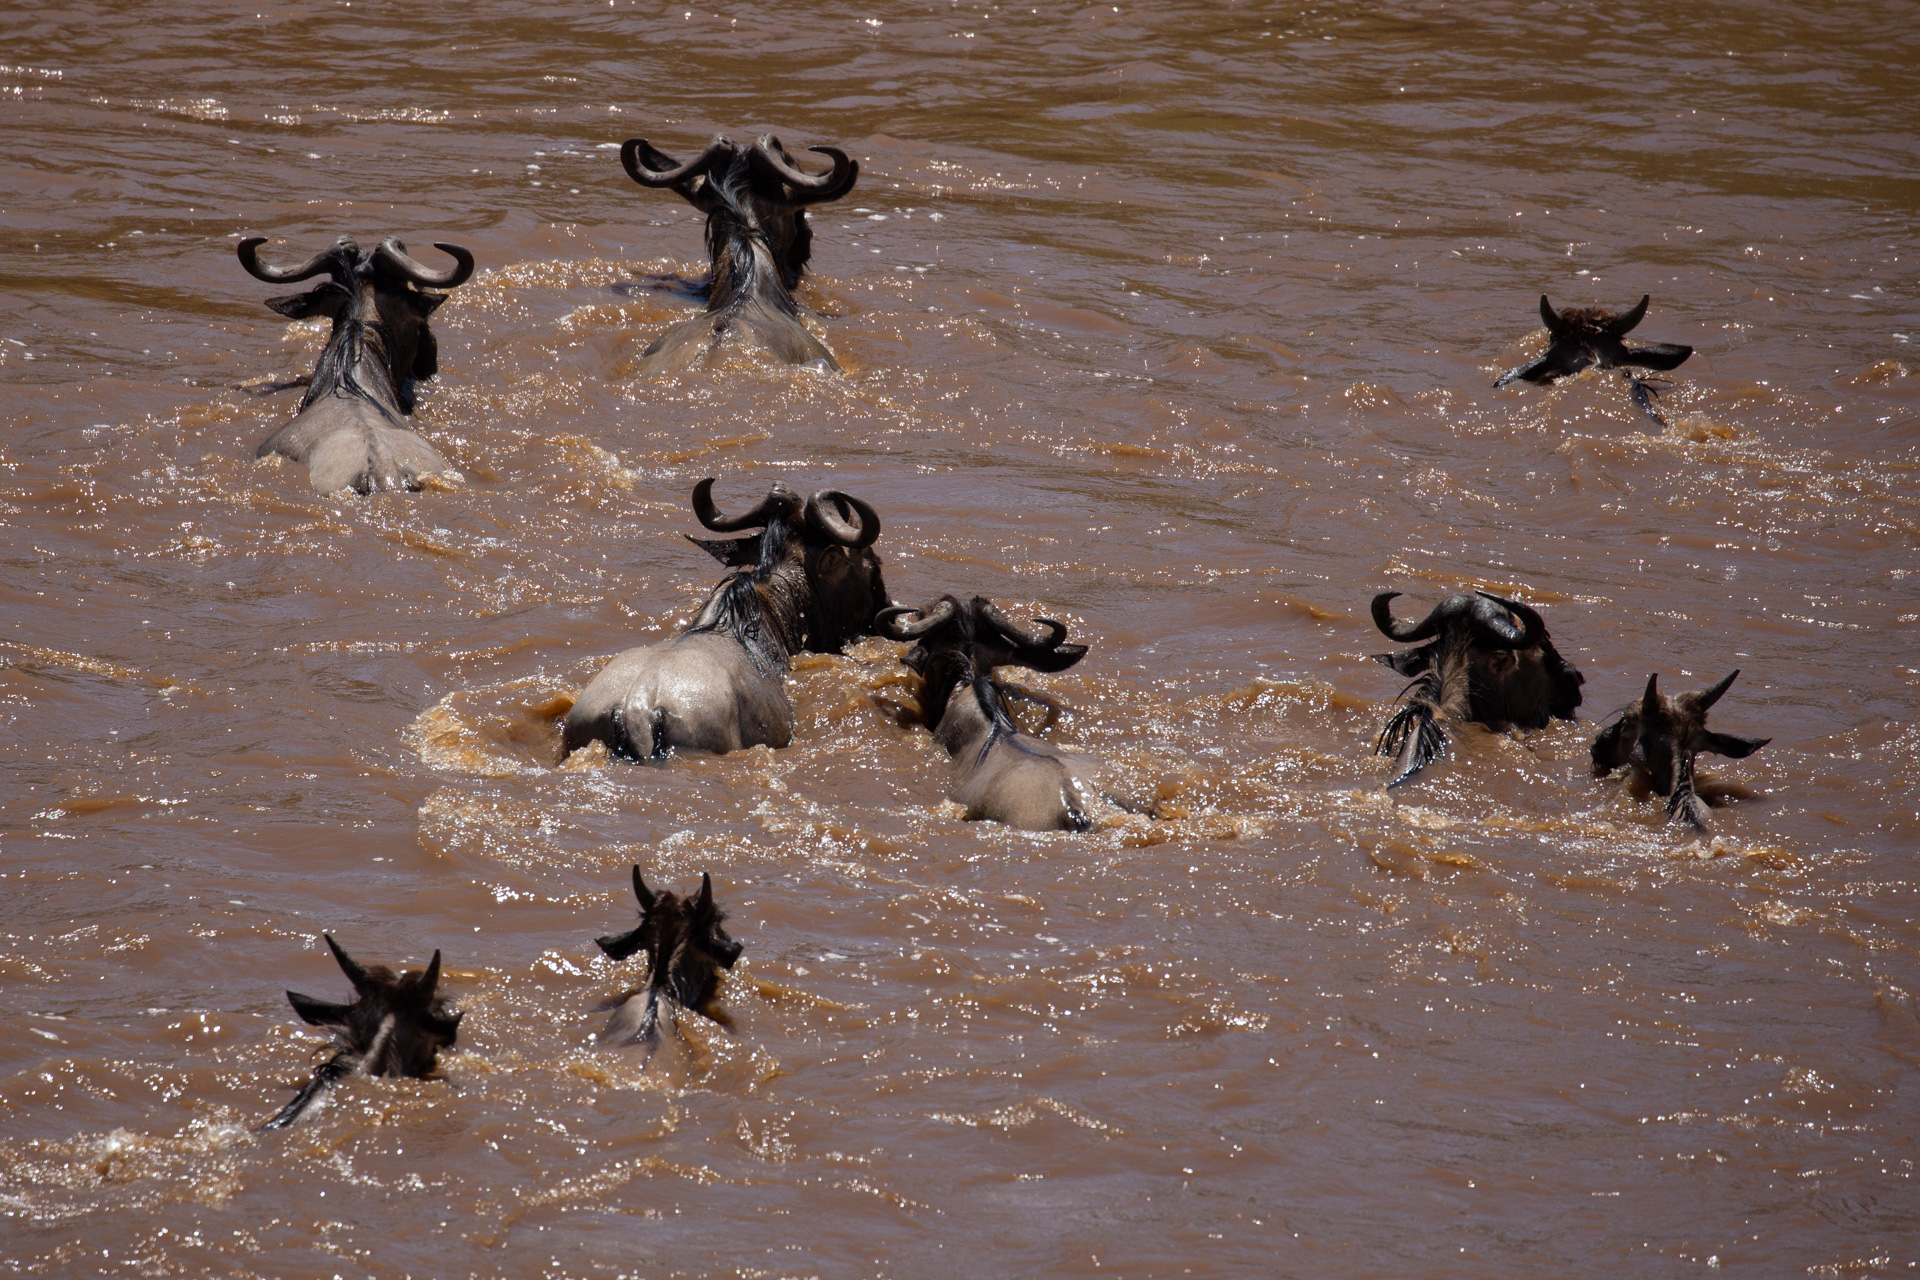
left=1590, top=670, right=1770, bottom=832
left=620, top=132, right=857, bottom=373
left=239, top=234, right=474, bottom=493
left=261, top=935, right=460, bottom=1130
left=877, top=594, right=1126, bottom=831
left=594, top=868, right=743, bottom=1048
left=1370, top=590, right=1585, bottom=787
left=562, top=477, right=888, bottom=759
left=1494, top=295, right=1693, bottom=425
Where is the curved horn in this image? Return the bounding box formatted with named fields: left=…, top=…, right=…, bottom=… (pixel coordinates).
left=1538, top=294, right=1568, bottom=338
left=237, top=235, right=348, bottom=284
left=979, top=601, right=1067, bottom=649
left=621, top=134, right=729, bottom=188
left=375, top=237, right=474, bottom=288
left=875, top=599, right=956, bottom=640
left=420, top=948, right=442, bottom=995
left=1473, top=591, right=1544, bottom=647
left=1371, top=591, right=1441, bottom=643
left=695, top=872, right=714, bottom=914
left=804, top=490, right=880, bottom=548
left=1697, top=669, right=1739, bottom=710
left=1607, top=294, right=1650, bottom=337
left=1642, top=672, right=1662, bottom=716
left=750, top=136, right=858, bottom=202
left=632, top=866, right=657, bottom=911
left=324, top=934, right=370, bottom=992
left=691, top=477, right=788, bottom=532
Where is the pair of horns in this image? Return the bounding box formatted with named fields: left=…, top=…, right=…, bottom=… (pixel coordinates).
left=323, top=933, right=442, bottom=996
left=622, top=133, right=856, bottom=203
left=1372, top=590, right=1545, bottom=648
left=1540, top=294, right=1649, bottom=339
left=1643, top=669, right=1739, bottom=713
left=690, top=477, right=880, bottom=548
left=628, top=866, right=715, bottom=913
left=876, top=597, right=1069, bottom=648
left=238, top=235, right=474, bottom=288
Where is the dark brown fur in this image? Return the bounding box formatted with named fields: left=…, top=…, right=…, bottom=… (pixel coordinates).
left=1591, top=670, right=1769, bottom=831
left=262, top=935, right=460, bottom=1130
left=1494, top=295, right=1693, bottom=419
left=594, top=868, right=743, bottom=1048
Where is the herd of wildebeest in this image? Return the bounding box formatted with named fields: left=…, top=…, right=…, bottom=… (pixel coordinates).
left=228, top=132, right=1768, bottom=1128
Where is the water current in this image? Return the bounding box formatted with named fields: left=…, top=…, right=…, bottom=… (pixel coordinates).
left=3, top=1, right=1919, bottom=1275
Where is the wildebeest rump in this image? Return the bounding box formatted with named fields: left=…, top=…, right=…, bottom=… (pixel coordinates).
left=620, top=132, right=856, bottom=374
left=594, top=867, right=743, bottom=1048
left=1590, top=670, right=1770, bottom=832
left=1371, top=590, right=1585, bottom=787
left=878, top=594, right=1118, bottom=832
left=261, top=935, right=461, bottom=1130
left=562, top=477, right=888, bottom=759
left=239, top=234, right=474, bottom=493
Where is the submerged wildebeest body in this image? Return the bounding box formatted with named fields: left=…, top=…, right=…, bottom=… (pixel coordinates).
left=239, top=235, right=474, bottom=493
left=262, top=935, right=461, bottom=1130
left=1591, top=670, right=1770, bottom=832
left=1370, top=591, right=1585, bottom=787
left=594, top=868, right=743, bottom=1048
left=562, top=478, right=887, bottom=760
left=621, top=132, right=856, bottom=374
left=879, top=595, right=1126, bottom=832
left=1494, top=295, right=1693, bottom=426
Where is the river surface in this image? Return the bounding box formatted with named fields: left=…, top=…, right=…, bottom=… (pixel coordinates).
left=3, top=1, right=1919, bottom=1276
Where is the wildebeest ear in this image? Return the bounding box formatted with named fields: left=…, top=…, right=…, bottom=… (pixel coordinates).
left=596, top=925, right=647, bottom=962
left=1619, top=341, right=1691, bottom=372
left=685, top=533, right=761, bottom=567
left=1373, top=647, right=1432, bottom=678
left=266, top=283, right=348, bottom=320
left=714, top=934, right=744, bottom=968
left=413, top=289, right=448, bottom=316
left=286, top=990, right=353, bottom=1026
left=1700, top=731, right=1769, bottom=759
left=1589, top=716, right=1633, bottom=776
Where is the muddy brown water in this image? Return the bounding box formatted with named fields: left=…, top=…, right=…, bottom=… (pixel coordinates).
left=3, top=1, right=1919, bottom=1276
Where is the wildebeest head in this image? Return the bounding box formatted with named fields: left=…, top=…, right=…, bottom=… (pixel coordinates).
left=1591, top=670, right=1770, bottom=830
left=596, top=868, right=743, bottom=1024
left=877, top=595, right=1087, bottom=727
left=1494, top=295, right=1693, bottom=388
left=685, top=476, right=888, bottom=652
left=238, top=234, right=475, bottom=412
left=283, top=934, right=462, bottom=1080
left=622, top=133, right=857, bottom=296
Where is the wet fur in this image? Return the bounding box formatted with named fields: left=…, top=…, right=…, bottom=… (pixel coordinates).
left=1494, top=294, right=1693, bottom=391
left=594, top=869, right=742, bottom=1050
left=1591, top=671, right=1769, bottom=833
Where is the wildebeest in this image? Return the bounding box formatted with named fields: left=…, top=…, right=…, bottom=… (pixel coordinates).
left=1590, top=670, right=1770, bottom=832
left=878, top=594, right=1122, bottom=831
left=594, top=867, right=743, bottom=1048
left=1370, top=590, right=1585, bottom=787
left=1494, top=295, right=1693, bottom=425
left=261, top=935, right=460, bottom=1130
left=239, top=234, right=474, bottom=493
left=562, top=477, right=888, bottom=759
left=620, top=132, right=857, bottom=374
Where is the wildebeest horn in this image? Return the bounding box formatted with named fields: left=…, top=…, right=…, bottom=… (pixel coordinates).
left=876, top=599, right=956, bottom=640
left=750, top=136, right=858, bottom=202
left=1642, top=673, right=1662, bottom=715
left=1607, top=294, right=1650, bottom=337
left=324, top=933, right=370, bottom=992
left=1371, top=592, right=1441, bottom=643
left=1697, top=669, right=1739, bottom=710
left=631, top=865, right=657, bottom=911
left=804, top=490, right=880, bottom=548
left=622, top=134, right=730, bottom=187
left=1473, top=591, right=1544, bottom=647
left=420, top=949, right=442, bottom=995
left=691, top=477, right=789, bottom=532
left=1538, top=295, right=1569, bottom=338
left=980, top=602, right=1067, bottom=649
left=694, top=872, right=714, bottom=914
left=238, top=235, right=352, bottom=283
left=375, top=237, right=474, bottom=288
